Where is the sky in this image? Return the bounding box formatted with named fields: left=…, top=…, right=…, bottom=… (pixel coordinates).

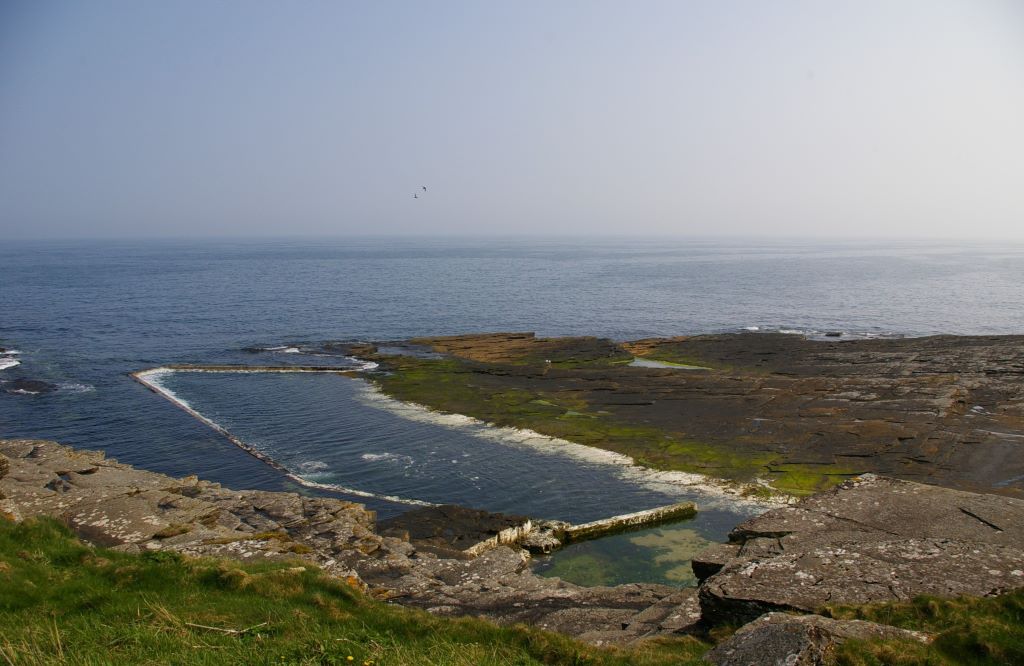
left=1, top=1, right=1023, bottom=240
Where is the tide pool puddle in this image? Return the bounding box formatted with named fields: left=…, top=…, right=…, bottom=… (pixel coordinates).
left=629, top=358, right=710, bottom=370
left=149, top=370, right=761, bottom=584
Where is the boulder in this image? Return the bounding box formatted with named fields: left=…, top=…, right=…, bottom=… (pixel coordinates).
left=703, top=612, right=929, bottom=666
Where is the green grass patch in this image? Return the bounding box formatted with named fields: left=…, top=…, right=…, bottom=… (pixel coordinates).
left=827, top=591, right=1024, bottom=665
left=0, top=517, right=710, bottom=665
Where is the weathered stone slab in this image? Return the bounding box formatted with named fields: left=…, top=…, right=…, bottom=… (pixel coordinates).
left=703, top=612, right=929, bottom=666
left=696, top=474, right=1024, bottom=626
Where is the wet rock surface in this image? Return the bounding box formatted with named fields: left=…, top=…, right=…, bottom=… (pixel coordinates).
left=0, top=439, right=703, bottom=645
left=703, top=612, right=929, bottom=666
left=378, top=504, right=531, bottom=557
left=696, top=474, right=1024, bottom=626
left=3, top=378, right=58, bottom=395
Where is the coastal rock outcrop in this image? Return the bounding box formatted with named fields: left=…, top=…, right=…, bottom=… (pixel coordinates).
left=7, top=438, right=1022, bottom=650
left=0, top=439, right=381, bottom=581
left=0, top=439, right=704, bottom=645
left=695, top=474, right=1024, bottom=626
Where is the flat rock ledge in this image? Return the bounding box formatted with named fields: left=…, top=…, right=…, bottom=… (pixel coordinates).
left=0, top=439, right=699, bottom=646
left=695, top=474, right=1024, bottom=629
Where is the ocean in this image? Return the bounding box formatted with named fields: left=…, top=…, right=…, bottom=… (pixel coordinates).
left=3, top=237, right=1023, bottom=585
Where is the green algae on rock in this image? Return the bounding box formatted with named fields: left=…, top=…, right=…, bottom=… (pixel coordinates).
left=367, top=332, right=1024, bottom=498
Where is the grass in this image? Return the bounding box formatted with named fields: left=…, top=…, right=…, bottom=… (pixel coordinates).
left=0, top=517, right=710, bottom=666
left=373, top=357, right=851, bottom=496
left=826, top=591, right=1024, bottom=665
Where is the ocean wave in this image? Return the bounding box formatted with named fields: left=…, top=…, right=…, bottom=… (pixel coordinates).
left=0, top=358, right=20, bottom=372
left=298, top=460, right=328, bottom=472
left=737, top=326, right=910, bottom=341
left=353, top=381, right=785, bottom=512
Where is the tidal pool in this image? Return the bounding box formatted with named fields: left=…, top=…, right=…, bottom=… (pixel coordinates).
left=533, top=512, right=739, bottom=587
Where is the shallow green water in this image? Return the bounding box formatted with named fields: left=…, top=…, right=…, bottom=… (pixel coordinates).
left=532, top=516, right=733, bottom=587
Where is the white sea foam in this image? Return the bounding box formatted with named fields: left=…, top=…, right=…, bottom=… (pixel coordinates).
left=2, top=349, right=20, bottom=355
left=282, top=347, right=301, bottom=354
left=298, top=460, right=328, bottom=472
left=58, top=382, right=96, bottom=393
left=353, top=381, right=787, bottom=512
left=345, top=356, right=379, bottom=371
left=743, top=326, right=760, bottom=331
left=0, top=358, right=20, bottom=372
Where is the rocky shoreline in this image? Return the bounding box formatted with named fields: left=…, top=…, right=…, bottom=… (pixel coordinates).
left=361, top=332, right=1024, bottom=497
left=3, top=438, right=1023, bottom=662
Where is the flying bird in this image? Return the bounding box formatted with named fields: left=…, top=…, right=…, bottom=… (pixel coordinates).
left=413, top=192, right=418, bottom=199
left=422, top=186, right=427, bottom=192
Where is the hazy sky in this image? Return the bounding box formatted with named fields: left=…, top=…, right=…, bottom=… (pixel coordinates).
left=2, top=1, right=1023, bottom=239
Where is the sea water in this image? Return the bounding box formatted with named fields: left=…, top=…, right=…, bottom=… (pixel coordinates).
left=3, top=237, right=1023, bottom=584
